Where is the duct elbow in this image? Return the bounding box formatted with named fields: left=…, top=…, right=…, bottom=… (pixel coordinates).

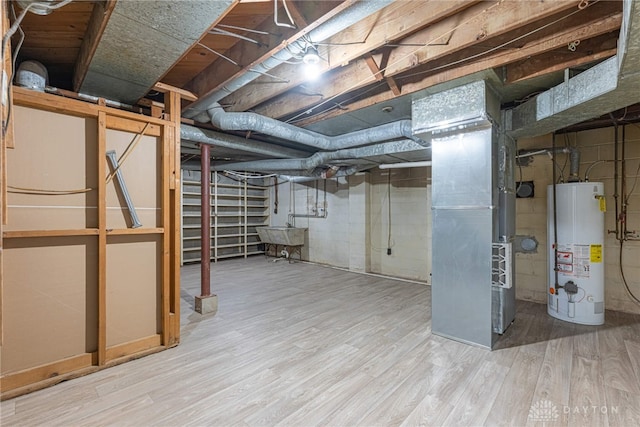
left=207, top=104, right=226, bottom=128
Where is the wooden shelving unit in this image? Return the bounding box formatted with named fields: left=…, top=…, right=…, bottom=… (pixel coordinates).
left=181, top=171, right=269, bottom=264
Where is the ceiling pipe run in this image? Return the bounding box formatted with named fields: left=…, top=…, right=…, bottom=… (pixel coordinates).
left=183, top=0, right=394, bottom=121
left=214, top=139, right=428, bottom=174
left=379, top=161, right=432, bottom=169
left=207, top=103, right=429, bottom=150
left=509, top=0, right=640, bottom=138
left=180, top=124, right=309, bottom=158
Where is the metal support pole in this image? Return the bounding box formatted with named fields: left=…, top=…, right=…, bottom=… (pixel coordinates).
left=201, top=143, right=211, bottom=297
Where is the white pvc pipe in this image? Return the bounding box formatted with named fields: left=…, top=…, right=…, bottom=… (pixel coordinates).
left=379, top=161, right=432, bottom=169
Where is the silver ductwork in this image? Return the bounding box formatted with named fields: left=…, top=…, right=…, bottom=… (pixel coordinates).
left=207, top=103, right=428, bottom=150
left=214, top=139, right=428, bottom=173
left=568, top=147, right=581, bottom=182
left=183, top=0, right=394, bottom=120
left=509, top=0, right=640, bottom=138
left=180, top=124, right=308, bottom=158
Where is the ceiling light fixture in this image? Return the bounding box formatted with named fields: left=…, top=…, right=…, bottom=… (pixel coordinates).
left=303, top=46, right=320, bottom=65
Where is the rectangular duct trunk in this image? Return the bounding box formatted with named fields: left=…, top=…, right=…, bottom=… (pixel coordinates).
left=413, top=81, right=514, bottom=349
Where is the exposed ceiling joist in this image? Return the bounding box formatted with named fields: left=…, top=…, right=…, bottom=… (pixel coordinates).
left=185, top=1, right=350, bottom=101
left=254, top=2, right=621, bottom=122
left=222, top=0, right=478, bottom=112
left=505, top=34, right=619, bottom=83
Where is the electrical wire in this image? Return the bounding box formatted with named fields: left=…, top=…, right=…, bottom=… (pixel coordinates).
left=197, top=42, right=241, bottom=67
left=1, top=4, right=25, bottom=139
left=217, top=24, right=273, bottom=36
left=209, top=28, right=263, bottom=46
left=274, top=0, right=296, bottom=29
left=2, top=0, right=74, bottom=136
left=8, top=185, right=93, bottom=195
left=285, top=0, right=601, bottom=125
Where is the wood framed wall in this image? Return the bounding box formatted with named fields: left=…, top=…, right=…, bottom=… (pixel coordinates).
left=0, top=87, right=181, bottom=399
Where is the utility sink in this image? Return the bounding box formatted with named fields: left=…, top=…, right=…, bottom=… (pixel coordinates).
left=256, top=226, right=306, bottom=246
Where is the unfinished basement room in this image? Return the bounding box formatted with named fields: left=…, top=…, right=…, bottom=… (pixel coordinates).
left=1, top=0, right=640, bottom=425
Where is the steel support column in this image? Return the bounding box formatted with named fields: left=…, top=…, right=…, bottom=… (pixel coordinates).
left=200, top=143, right=211, bottom=297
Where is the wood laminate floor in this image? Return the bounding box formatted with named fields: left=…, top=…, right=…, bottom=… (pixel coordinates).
left=2, top=257, right=640, bottom=426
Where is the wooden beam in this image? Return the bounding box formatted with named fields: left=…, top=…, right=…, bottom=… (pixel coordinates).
left=152, top=82, right=198, bottom=102
left=255, top=6, right=621, bottom=120
left=364, top=55, right=384, bottom=82
left=165, top=90, right=181, bottom=346
left=185, top=1, right=349, bottom=102
left=73, top=0, right=117, bottom=91
left=364, top=54, right=401, bottom=96
left=293, top=19, right=621, bottom=127
left=385, top=76, right=401, bottom=97
left=505, top=34, right=619, bottom=83
left=3, top=229, right=99, bottom=238
left=0, top=353, right=94, bottom=393
left=12, top=87, right=171, bottom=126
left=223, top=0, right=479, bottom=112
left=105, top=228, right=164, bottom=236
left=97, top=110, right=107, bottom=366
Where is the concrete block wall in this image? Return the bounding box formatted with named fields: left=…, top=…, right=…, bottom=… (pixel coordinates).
left=270, top=177, right=351, bottom=268
left=516, top=126, right=640, bottom=315
left=368, top=168, right=431, bottom=282
left=269, top=168, right=432, bottom=282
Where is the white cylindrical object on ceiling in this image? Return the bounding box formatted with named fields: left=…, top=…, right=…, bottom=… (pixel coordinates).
left=547, top=182, right=605, bottom=325
left=15, top=60, right=48, bottom=92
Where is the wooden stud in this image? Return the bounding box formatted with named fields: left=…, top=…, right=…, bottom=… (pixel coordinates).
left=3, top=229, right=100, bottom=238
left=105, top=116, right=161, bottom=137
left=105, top=228, right=164, bottom=236
left=165, top=90, right=182, bottom=345
left=161, top=126, right=171, bottom=346
left=98, top=111, right=107, bottom=366
left=1, top=90, right=178, bottom=397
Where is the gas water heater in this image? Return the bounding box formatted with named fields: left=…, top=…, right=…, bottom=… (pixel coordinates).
left=547, top=182, right=605, bottom=325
